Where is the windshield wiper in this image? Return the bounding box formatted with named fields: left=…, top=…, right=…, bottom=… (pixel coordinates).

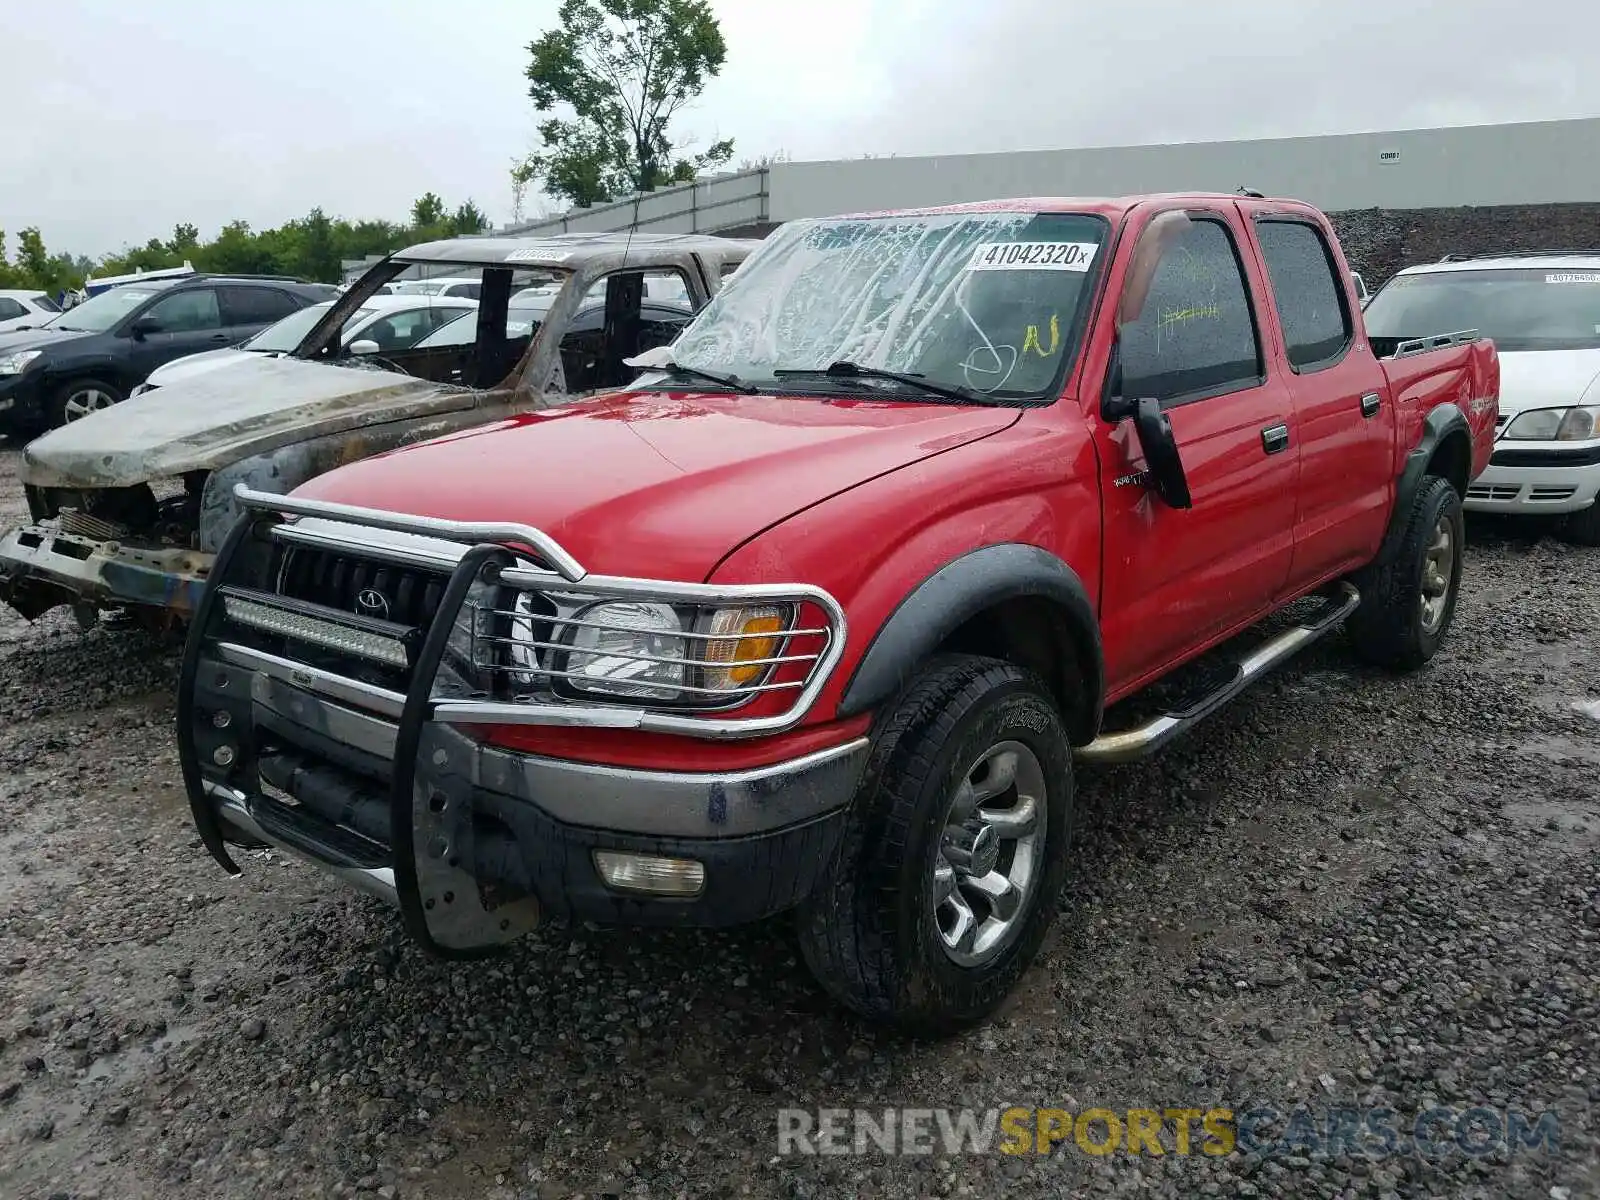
left=772, top=360, right=1005, bottom=406
left=653, top=362, right=759, bottom=394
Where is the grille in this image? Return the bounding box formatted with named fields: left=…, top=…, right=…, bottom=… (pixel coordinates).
left=1529, top=486, right=1578, bottom=502
left=57, top=507, right=129, bottom=541
left=1467, top=484, right=1522, bottom=501
left=275, top=544, right=449, bottom=630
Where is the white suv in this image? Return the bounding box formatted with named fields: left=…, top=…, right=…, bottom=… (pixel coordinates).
left=1363, top=252, right=1600, bottom=544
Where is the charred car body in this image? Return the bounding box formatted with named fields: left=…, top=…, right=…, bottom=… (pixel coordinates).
left=0, top=233, right=756, bottom=627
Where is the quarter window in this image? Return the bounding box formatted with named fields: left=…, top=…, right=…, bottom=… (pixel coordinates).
left=1256, top=219, right=1352, bottom=370
left=1118, top=216, right=1263, bottom=405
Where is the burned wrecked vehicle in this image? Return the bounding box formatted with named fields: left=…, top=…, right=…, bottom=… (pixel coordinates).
left=0, top=233, right=757, bottom=627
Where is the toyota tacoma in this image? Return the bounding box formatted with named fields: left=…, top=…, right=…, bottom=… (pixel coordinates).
left=177, top=194, right=1497, bottom=1032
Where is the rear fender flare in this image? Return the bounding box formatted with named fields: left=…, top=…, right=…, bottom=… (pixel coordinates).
left=1377, top=403, right=1471, bottom=565
left=836, top=542, right=1104, bottom=744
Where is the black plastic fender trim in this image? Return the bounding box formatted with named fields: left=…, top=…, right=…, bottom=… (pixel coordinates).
left=1377, top=403, right=1472, bottom=565
left=175, top=511, right=260, bottom=875
left=837, top=542, right=1104, bottom=743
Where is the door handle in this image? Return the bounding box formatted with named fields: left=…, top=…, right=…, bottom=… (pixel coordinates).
left=209, top=333, right=229, bottom=342
left=1361, top=392, right=1382, bottom=418
left=1261, top=422, right=1290, bottom=455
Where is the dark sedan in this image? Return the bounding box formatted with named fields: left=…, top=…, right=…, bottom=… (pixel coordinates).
left=0, top=274, right=335, bottom=435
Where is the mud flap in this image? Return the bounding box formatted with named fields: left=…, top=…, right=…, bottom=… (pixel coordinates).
left=391, top=546, right=541, bottom=956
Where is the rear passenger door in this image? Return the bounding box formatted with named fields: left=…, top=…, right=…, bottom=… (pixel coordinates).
left=1251, top=215, right=1393, bottom=587
left=1097, top=206, right=1300, bottom=691
left=219, top=286, right=305, bottom=344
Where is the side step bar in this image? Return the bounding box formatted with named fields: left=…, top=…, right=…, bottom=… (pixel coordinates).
left=1077, top=583, right=1361, bottom=765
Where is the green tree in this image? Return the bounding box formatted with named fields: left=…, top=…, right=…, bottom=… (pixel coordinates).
left=450, top=200, right=490, bottom=235
left=167, top=223, right=201, bottom=257
left=411, top=192, right=447, bottom=228
left=514, top=0, right=734, bottom=211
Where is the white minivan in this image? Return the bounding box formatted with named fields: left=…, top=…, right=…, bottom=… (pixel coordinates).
left=1362, top=252, right=1600, bottom=544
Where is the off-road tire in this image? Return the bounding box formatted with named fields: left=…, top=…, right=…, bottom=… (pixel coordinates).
left=1559, top=501, right=1600, bottom=547
left=796, top=654, right=1073, bottom=1036
left=50, top=378, right=124, bottom=428
left=1349, top=475, right=1465, bottom=670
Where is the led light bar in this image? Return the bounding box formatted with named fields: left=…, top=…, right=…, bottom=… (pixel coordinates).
left=222, top=596, right=409, bottom=669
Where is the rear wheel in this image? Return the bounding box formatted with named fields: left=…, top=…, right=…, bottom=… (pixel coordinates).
left=1559, top=501, right=1600, bottom=547
left=1349, top=475, right=1465, bottom=670
left=51, top=378, right=123, bottom=427
left=796, top=655, right=1073, bottom=1035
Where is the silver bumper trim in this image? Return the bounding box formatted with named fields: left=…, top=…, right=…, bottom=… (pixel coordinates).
left=202, top=780, right=398, bottom=905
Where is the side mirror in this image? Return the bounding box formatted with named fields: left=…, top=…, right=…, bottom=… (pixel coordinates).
left=1129, top=397, right=1192, bottom=509
left=129, top=316, right=161, bottom=339
left=349, top=339, right=381, bottom=356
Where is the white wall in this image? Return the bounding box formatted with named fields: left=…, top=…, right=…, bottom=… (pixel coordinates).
left=769, top=117, right=1600, bottom=220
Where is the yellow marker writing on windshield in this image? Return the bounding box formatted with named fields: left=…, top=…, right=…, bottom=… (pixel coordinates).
left=1023, top=312, right=1060, bottom=358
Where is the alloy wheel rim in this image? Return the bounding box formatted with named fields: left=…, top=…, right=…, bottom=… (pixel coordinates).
left=932, top=739, right=1047, bottom=968
left=1419, top=514, right=1455, bottom=632
left=64, top=389, right=115, bottom=421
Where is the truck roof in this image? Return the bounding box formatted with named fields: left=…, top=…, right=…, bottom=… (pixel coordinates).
left=833, top=192, right=1321, bottom=222
left=395, top=231, right=766, bottom=269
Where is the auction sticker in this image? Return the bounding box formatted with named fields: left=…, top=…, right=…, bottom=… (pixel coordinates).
left=968, top=241, right=1099, bottom=272
left=1545, top=272, right=1600, bottom=284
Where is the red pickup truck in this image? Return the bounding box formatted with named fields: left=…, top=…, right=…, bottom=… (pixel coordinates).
left=177, top=194, right=1497, bottom=1033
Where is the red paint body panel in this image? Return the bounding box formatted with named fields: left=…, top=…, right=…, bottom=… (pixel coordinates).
left=286, top=192, right=1498, bottom=770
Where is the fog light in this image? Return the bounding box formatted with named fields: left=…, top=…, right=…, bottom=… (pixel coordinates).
left=592, top=850, right=705, bottom=896
left=213, top=745, right=236, bottom=767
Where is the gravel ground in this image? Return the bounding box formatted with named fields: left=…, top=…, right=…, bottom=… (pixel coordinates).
left=0, top=441, right=1596, bottom=1200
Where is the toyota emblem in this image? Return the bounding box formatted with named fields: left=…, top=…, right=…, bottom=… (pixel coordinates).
left=355, top=588, right=391, bottom=620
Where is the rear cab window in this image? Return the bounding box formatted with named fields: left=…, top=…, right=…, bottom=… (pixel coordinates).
left=1254, top=219, right=1353, bottom=371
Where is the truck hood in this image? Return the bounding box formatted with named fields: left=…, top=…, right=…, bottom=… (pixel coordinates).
left=293, top=390, right=1020, bottom=581
left=1495, top=348, right=1600, bottom=417
left=22, top=354, right=474, bottom=489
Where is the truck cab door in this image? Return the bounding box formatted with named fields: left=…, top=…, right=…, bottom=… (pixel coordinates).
left=1249, top=214, right=1393, bottom=585
left=1095, top=207, right=1300, bottom=693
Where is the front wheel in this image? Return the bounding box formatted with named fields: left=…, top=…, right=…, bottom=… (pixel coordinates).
left=796, top=655, right=1073, bottom=1035
left=51, top=378, right=124, bottom=427
left=1348, top=475, right=1465, bottom=670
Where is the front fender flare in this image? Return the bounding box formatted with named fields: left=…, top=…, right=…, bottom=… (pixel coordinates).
left=836, top=542, right=1103, bottom=743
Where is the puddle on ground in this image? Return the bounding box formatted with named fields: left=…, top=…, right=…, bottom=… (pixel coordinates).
left=1501, top=799, right=1600, bottom=839
left=1516, top=734, right=1600, bottom=768
left=1573, top=699, right=1600, bottom=722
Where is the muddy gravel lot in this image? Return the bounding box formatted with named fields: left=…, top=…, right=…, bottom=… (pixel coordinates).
left=0, top=441, right=1596, bottom=1200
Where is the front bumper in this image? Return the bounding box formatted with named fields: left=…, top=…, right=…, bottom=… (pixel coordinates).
left=0, top=372, right=46, bottom=435
left=178, top=488, right=859, bottom=954
left=0, top=522, right=211, bottom=618
left=186, top=648, right=865, bottom=938
left=1464, top=442, right=1600, bottom=515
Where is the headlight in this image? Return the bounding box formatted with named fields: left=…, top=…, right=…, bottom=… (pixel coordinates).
left=1503, top=406, right=1600, bottom=440
left=489, top=595, right=799, bottom=706
left=0, top=350, right=41, bottom=376
left=1556, top=405, right=1600, bottom=440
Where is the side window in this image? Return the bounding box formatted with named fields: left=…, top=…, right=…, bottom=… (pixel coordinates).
left=0, top=298, right=25, bottom=320
left=145, top=288, right=222, bottom=332
left=221, top=287, right=302, bottom=326
left=1119, top=216, right=1263, bottom=406
left=1256, top=220, right=1352, bottom=371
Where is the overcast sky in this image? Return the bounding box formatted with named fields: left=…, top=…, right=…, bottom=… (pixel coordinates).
left=8, top=0, right=1597, bottom=257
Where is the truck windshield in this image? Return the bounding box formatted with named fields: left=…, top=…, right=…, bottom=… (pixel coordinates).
left=1364, top=267, right=1600, bottom=352
left=665, top=211, right=1109, bottom=401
